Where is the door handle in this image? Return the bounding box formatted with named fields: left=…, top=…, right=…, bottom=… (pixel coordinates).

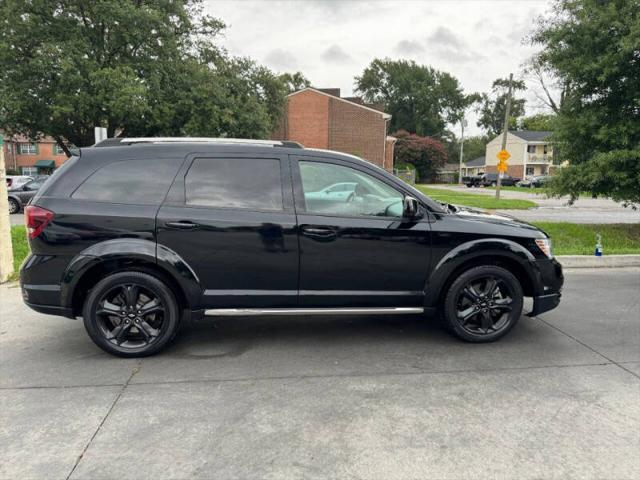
left=301, top=226, right=337, bottom=239
left=164, top=221, right=199, bottom=230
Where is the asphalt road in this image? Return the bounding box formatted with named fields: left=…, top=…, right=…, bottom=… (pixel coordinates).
left=1, top=268, right=639, bottom=479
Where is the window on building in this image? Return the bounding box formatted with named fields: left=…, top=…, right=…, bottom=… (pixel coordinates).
left=526, top=166, right=535, bottom=176
left=53, top=144, right=66, bottom=155
left=18, top=143, right=37, bottom=155
left=299, top=161, right=403, bottom=218
left=527, top=145, right=536, bottom=154
left=72, top=158, right=181, bottom=205
left=21, top=166, right=38, bottom=176
left=543, top=144, right=548, bottom=154
left=185, top=158, right=283, bottom=211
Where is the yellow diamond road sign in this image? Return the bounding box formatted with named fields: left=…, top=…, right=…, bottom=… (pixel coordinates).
left=497, top=161, right=508, bottom=173
left=497, top=149, right=511, bottom=162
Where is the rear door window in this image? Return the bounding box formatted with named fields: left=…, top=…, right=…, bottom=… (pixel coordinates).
left=185, top=157, right=283, bottom=211
left=72, top=158, right=180, bottom=205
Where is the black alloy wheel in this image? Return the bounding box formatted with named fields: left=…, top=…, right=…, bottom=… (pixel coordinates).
left=83, top=271, right=180, bottom=357
left=442, top=265, right=523, bottom=342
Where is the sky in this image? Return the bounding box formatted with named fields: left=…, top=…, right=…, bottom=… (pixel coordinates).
left=204, top=0, right=555, bottom=136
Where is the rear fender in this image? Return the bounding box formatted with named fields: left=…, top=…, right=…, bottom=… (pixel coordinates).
left=60, top=238, right=202, bottom=311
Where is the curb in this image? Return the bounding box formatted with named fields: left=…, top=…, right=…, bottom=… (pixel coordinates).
left=557, top=254, right=640, bottom=268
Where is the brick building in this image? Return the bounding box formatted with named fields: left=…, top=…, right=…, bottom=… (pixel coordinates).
left=2, top=133, right=68, bottom=175
left=272, top=87, right=396, bottom=171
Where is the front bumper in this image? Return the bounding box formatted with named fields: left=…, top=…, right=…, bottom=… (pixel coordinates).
left=528, top=257, right=564, bottom=316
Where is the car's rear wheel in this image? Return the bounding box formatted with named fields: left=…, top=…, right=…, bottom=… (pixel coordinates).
left=82, top=271, right=180, bottom=357
left=442, top=265, right=523, bottom=342
left=8, top=198, right=19, bottom=214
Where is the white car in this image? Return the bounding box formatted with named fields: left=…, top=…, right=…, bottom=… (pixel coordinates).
left=6, top=175, right=34, bottom=190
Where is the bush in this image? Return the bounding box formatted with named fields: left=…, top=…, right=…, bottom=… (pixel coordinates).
left=393, top=130, right=447, bottom=182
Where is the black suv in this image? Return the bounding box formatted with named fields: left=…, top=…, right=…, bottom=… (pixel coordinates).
left=20, top=138, right=563, bottom=357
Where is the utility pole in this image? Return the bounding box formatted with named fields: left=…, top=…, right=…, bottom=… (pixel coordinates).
left=495, top=73, right=513, bottom=200
left=0, top=134, right=14, bottom=282
left=458, top=117, right=466, bottom=184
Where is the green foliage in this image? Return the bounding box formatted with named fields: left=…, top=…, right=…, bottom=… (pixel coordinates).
left=355, top=59, right=470, bottom=137
left=279, top=72, right=311, bottom=93
left=447, top=135, right=488, bottom=165
left=531, top=0, right=640, bottom=205
left=518, top=113, right=556, bottom=131
left=393, top=130, right=448, bottom=182
left=477, top=77, right=526, bottom=135
left=416, top=186, right=537, bottom=210
left=532, top=223, right=640, bottom=255
left=0, top=0, right=289, bottom=146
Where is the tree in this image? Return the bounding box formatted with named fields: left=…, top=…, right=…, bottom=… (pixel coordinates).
left=447, top=135, right=489, bottom=165
left=392, top=130, right=448, bottom=182
left=476, top=77, right=526, bottom=135
left=531, top=0, right=640, bottom=205
left=518, top=113, right=556, bottom=131
left=0, top=0, right=289, bottom=148
left=355, top=59, right=469, bottom=137
left=279, top=72, right=311, bottom=93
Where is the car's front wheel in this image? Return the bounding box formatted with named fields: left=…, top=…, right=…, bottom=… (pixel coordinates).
left=8, top=198, right=19, bottom=214
left=442, top=265, right=523, bottom=342
left=82, top=271, right=181, bottom=357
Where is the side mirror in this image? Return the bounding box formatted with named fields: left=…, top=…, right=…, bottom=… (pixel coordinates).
left=402, top=195, right=420, bottom=219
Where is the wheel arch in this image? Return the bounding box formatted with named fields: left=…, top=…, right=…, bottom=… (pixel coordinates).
left=60, top=239, right=202, bottom=317
left=424, top=239, right=540, bottom=308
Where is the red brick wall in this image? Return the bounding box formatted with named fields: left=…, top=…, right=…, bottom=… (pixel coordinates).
left=286, top=90, right=329, bottom=149
left=384, top=138, right=396, bottom=171
left=328, top=97, right=386, bottom=168
left=3, top=140, right=68, bottom=172
left=485, top=164, right=524, bottom=179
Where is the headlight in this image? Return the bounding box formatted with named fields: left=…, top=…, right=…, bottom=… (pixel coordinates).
left=535, top=238, right=553, bottom=258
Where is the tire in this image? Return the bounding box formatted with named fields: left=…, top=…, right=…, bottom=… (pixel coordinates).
left=8, top=198, right=19, bottom=214
left=441, top=265, right=523, bottom=343
left=82, top=271, right=181, bottom=357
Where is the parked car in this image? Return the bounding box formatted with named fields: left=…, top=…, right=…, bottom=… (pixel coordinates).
left=518, top=175, right=550, bottom=188
left=7, top=178, right=47, bottom=214
left=6, top=175, right=33, bottom=190
left=20, top=138, right=563, bottom=357
left=464, top=173, right=520, bottom=188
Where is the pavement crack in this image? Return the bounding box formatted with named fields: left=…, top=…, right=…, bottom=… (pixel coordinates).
left=537, top=317, right=640, bottom=380
left=65, top=360, right=143, bottom=480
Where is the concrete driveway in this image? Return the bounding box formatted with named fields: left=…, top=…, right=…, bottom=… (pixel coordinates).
left=427, top=184, right=640, bottom=223
left=1, top=268, right=639, bottom=479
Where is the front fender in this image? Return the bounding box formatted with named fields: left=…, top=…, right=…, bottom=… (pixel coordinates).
left=424, top=238, right=540, bottom=307
left=60, top=238, right=203, bottom=310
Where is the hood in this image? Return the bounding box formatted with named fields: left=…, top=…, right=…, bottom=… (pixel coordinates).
left=449, top=204, right=544, bottom=235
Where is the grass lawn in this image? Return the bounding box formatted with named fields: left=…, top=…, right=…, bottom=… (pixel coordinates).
left=7, top=223, right=640, bottom=282
left=9, top=225, right=28, bottom=281
left=417, top=185, right=538, bottom=210
left=532, top=222, right=640, bottom=255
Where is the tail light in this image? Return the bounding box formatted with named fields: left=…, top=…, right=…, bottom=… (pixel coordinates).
left=25, top=205, right=54, bottom=239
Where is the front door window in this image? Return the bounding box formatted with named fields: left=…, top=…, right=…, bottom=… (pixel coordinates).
left=299, top=161, right=403, bottom=218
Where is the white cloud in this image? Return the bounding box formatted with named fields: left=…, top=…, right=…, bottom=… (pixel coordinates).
left=205, top=0, right=554, bottom=134
left=321, top=45, right=354, bottom=64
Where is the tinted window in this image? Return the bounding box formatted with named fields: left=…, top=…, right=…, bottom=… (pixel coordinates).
left=72, top=158, right=180, bottom=205
left=299, top=161, right=403, bottom=217
left=185, top=158, right=283, bottom=211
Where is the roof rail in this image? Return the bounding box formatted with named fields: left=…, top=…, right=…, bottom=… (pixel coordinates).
left=94, top=137, right=304, bottom=149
